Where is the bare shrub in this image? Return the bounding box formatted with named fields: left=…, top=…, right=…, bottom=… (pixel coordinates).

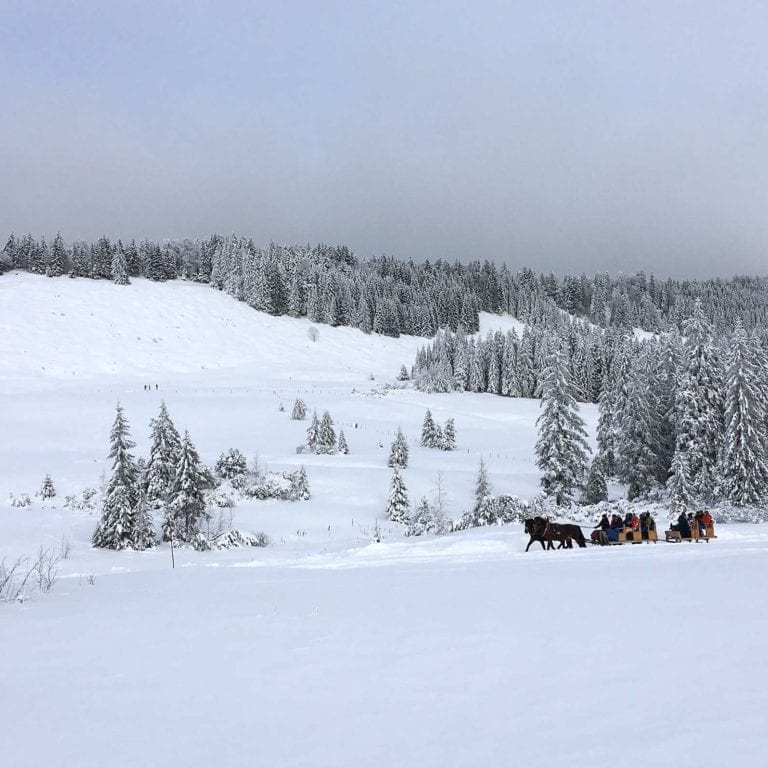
left=0, top=546, right=59, bottom=602
left=32, top=546, right=59, bottom=594
left=59, top=536, right=72, bottom=560
left=0, top=556, right=33, bottom=602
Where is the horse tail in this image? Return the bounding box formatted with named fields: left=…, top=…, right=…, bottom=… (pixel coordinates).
left=574, top=526, right=587, bottom=548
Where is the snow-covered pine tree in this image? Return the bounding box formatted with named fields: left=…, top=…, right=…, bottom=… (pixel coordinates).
left=420, top=409, right=438, bottom=448
left=306, top=411, right=320, bottom=452
left=475, top=457, right=491, bottom=502
left=596, top=372, right=617, bottom=476
left=112, top=248, right=129, bottom=285
left=132, top=487, right=156, bottom=550
left=580, top=455, right=608, bottom=505
left=144, top=243, right=166, bottom=281
left=165, top=430, right=207, bottom=543
left=441, top=418, right=456, bottom=451
left=674, top=299, right=724, bottom=500
left=32, top=238, right=48, bottom=275
left=615, top=354, right=662, bottom=500
left=408, top=497, right=435, bottom=536
left=388, top=428, right=409, bottom=469
left=667, top=450, right=694, bottom=515
left=92, top=404, right=140, bottom=549
left=653, top=332, right=682, bottom=480
left=291, top=466, right=311, bottom=500
left=453, top=337, right=468, bottom=391
left=470, top=456, right=496, bottom=526
left=145, top=402, right=182, bottom=507
left=136, top=456, right=147, bottom=493
left=500, top=332, right=520, bottom=397
left=316, top=411, right=337, bottom=454
left=337, top=430, right=349, bottom=454
left=717, top=321, right=768, bottom=506
left=48, top=233, right=66, bottom=277
left=385, top=468, right=410, bottom=524
left=39, top=474, right=56, bottom=499
left=534, top=347, right=590, bottom=506
left=291, top=398, right=307, bottom=420
left=397, top=365, right=410, bottom=381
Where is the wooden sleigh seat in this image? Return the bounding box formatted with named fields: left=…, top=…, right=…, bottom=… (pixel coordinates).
left=616, top=527, right=643, bottom=544
left=608, top=527, right=657, bottom=544
left=665, top=525, right=716, bottom=543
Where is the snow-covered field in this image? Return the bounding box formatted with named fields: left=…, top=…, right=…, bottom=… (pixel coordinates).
left=1, top=273, right=766, bottom=767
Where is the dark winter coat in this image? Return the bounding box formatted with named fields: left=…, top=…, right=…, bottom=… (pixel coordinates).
left=677, top=513, right=691, bottom=538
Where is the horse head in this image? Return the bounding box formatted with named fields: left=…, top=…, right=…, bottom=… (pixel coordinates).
left=523, top=518, right=533, bottom=534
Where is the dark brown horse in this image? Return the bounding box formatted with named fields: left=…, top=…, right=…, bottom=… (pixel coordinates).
left=524, top=517, right=587, bottom=551
left=524, top=517, right=551, bottom=551
left=556, top=522, right=587, bottom=548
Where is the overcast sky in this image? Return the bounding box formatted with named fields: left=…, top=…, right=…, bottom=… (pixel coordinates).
left=2, top=1, right=767, bottom=276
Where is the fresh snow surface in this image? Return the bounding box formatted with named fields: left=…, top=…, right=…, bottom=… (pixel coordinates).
left=1, top=273, right=765, bottom=768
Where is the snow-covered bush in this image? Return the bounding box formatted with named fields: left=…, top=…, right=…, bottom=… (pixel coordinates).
left=243, top=474, right=293, bottom=500
left=453, top=494, right=530, bottom=531
left=495, top=494, right=530, bottom=524
left=241, top=467, right=310, bottom=502
left=214, top=448, right=248, bottom=484
left=190, top=532, right=212, bottom=551
left=407, top=497, right=450, bottom=537
left=207, top=490, right=236, bottom=508
left=9, top=493, right=32, bottom=508
left=63, top=487, right=98, bottom=511
left=212, top=529, right=269, bottom=549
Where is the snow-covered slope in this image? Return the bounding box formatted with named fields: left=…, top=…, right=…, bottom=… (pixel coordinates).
left=0, top=273, right=556, bottom=514
left=0, top=273, right=429, bottom=383
left=1, top=273, right=765, bottom=768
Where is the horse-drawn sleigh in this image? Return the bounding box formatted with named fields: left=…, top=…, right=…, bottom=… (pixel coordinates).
left=522, top=516, right=717, bottom=551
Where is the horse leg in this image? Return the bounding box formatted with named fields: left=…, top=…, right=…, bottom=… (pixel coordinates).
left=525, top=537, right=533, bottom=552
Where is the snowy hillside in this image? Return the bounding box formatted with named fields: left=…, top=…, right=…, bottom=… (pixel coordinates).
left=0, top=272, right=521, bottom=383
left=1, top=273, right=766, bottom=768
left=0, top=273, right=552, bottom=511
